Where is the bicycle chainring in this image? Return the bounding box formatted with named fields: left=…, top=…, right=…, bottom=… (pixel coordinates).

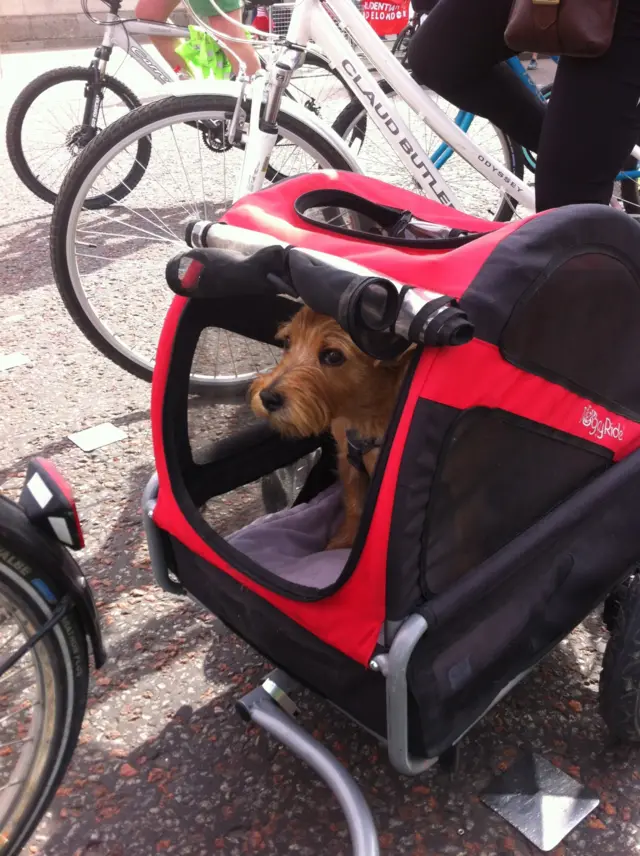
left=201, top=119, right=233, bottom=153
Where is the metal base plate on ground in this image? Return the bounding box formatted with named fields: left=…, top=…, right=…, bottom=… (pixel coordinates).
left=0, top=352, right=30, bottom=371
left=481, top=752, right=599, bottom=852
left=68, top=422, right=126, bottom=452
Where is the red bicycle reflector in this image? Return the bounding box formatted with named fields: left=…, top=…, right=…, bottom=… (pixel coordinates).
left=20, top=458, right=85, bottom=550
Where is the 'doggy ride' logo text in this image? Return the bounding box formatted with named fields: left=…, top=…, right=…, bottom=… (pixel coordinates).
left=581, top=405, right=624, bottom=441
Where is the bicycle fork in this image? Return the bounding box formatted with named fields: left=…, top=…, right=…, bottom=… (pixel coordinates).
left=79, top=45, right=112, bottom=143
left=233, top=46, right=307, bottom=201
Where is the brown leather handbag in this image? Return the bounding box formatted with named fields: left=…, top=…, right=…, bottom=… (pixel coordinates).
left=505, top=0, right=619, bottom=58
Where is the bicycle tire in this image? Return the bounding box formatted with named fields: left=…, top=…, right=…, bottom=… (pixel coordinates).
left=50, top=93, right=354, bottom=395
left=333, top=78, right=525, bottom=222
left=0, top=496, right=90, bottom=856
left=6, top=66, right=151, bottom=209
left=599, top=574, right=640, bottom=742
left=391, top=21, right=416, bottom=66
left=602, top=573, right=636, bottom=633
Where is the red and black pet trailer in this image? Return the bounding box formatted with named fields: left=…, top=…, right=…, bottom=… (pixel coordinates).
left=142, top=172, right=640, bottom=854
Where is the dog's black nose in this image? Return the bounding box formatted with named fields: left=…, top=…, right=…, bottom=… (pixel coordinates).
left=260, top=388, right=285, bottom=413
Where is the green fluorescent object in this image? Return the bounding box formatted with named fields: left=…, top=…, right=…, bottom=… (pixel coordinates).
left=175, top=25, right=233, bottom=79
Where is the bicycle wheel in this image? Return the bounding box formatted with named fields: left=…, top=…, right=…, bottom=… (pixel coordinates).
left=599, top=575, right=640, bottom=742
left=6, top=67, right=150, bottom=209
left=390, top=21, right=417, bottom=67
left=333, top=80, right=526, bottom=222
left=50, top=92, right=354, bottom=397
left=0, top=497, right=90, bottom=856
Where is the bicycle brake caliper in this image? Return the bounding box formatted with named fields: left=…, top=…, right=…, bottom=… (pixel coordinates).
left=228, top=77, right=248, bottom=146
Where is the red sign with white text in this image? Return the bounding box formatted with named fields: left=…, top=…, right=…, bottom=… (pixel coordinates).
left=362, top=0, right=410, bottom=36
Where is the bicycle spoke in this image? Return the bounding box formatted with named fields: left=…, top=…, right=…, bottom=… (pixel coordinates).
left=102, top=151, right=197, bottom=223
left=28, top=142, right=75, bottom=172
left=77, top=229, right=178, bottom=246
left=197, top=121, right=208, bottom=222
left=79, top=200, right=184, bottom=244
left=226, top=330, right=238, bottom=377
left=36, top=156, right=75, bottom=190
left=0, top=626, right=23, bottom=655
left=0, top=702, right=38, bottom=729
left=0, top=737, right=34, bottom=752
left=213, top=327, right=223, bottom=378
left=0, top=778, right=27, bottom=795
left=22, top=141, right=71, bottom=161
left=222, top=146, right=228, bottom=205
left=170, top=124, right=200, bottom=216
left=57, top=96, right=345, bottom=385
left=49, top=108, right=76, bottom=139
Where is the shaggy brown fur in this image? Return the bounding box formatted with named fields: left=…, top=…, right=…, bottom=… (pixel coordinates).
left=250, top=307, right=411, bottom=550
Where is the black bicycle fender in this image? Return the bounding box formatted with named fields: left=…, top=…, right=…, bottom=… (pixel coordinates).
left=0, top=495, right=106, bottom=668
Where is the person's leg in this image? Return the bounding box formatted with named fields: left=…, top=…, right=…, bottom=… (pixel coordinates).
left=411, top=0, right=441, bottom=13
left=535, top=0, right=640, bottom=211
left=135, top=0, right=186, bottom=73
left=243, top=2, right=257, bottom=25
left=407, top=0, right=546, bottom=152
left=206, top=6, right=260, bottom=76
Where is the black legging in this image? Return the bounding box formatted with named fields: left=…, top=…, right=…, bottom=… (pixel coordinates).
left=407, top=0, right=640, bottom=211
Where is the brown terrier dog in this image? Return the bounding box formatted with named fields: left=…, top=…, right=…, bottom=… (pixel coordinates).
left=250, top=307, right=411, bottom=550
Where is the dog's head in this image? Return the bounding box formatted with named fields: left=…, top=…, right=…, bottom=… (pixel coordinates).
left=250, top=307, right=391, bottom=437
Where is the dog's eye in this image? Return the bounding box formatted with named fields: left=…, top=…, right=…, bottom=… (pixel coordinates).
left=279, top=336, right=290, bottom=350
left=319, top=348, right=345, bottom=367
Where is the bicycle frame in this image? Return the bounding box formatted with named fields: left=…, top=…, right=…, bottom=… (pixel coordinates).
left=92, top=8, right=330, bottom=90
left=239, top=0, right=535, bottom=209
left=98, top=15, right=186, bottom=84
left=431, top=57, right=546, bottom=172
left=90, top=5, right=640, bottom=208
left=74, top=15, right=184, bottom=131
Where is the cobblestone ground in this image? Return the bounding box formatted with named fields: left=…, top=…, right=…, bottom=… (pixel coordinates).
left=1, top=46, right=638, bottom=856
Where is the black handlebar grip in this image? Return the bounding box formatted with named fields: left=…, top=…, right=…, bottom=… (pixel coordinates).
left=165, top=249, right=207, bottom=296
left=165, top=246, right=291, bottom=299
left=407, top=299, right=474, bottom=347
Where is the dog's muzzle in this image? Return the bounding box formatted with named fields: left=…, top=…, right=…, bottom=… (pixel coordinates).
left=260, top=388, right=285, bottom=413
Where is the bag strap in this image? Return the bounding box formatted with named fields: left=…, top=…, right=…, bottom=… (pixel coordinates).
left=294, top=189, right=482, bottom=249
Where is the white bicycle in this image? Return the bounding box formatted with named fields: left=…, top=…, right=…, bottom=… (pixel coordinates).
left=6, top=0, right=352, bottom=207
left=50, top=0, right=640, bottom=393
